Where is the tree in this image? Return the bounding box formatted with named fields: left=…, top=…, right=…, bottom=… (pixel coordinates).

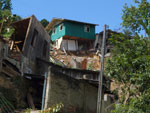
left=105, top=34, right=150, bottom=112
left=122, top=0, right=150, bottom=37
left=40, top=19, right=49, bottom=28
left=106, top=1, right=150, bottom=112
left=0, top=0, right=21, bottom=38
left=0, top=0, right=12, bottom=11
left=0, top=10, right=14, bottom=38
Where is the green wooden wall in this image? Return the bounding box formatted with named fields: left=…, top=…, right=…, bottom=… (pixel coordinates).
left=50, top=23, right=66, bottom=41
left=65, top=21, right=95, bottom=40
left=50, top=21, right=96, bottom=41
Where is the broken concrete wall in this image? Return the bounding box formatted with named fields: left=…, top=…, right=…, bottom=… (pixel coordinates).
left=0, top=15, right=51, bottom=111
left=22, top=15, right=50, bottom=62
left=0, top=40, right=21, bottom=77
left=10, top=15, right=50, bottom=75
left=22, top=15, right=50, bottom=75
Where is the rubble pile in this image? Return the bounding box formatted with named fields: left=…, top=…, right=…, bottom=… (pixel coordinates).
left=50, top=49, right=101, bottom=71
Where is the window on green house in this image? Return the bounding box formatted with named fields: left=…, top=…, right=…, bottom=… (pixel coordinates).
left=52, top=28, right=56, bottom=34
left=84, top=25, right=90, bottom=32
left=59, top=24, right=64, bottom=31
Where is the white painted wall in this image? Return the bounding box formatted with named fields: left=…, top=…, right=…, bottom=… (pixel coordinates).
left=61, top=40, right=68, bottom=50
left=68, top=40, right=76, bottom=51
left=54, top=37, right=63, bottom=49
left=61, top=39, right=78, bottom=51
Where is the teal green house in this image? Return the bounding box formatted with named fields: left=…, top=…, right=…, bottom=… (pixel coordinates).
left=46, top=18, right=97, bottom=51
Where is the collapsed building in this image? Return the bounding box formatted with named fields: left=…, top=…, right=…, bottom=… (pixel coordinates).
left=46, top=18, right=101, bottom=71
left=0, top=15, right=50, bottom=111
left=0, top=16, right=115, bottom=113
left=94, top=30, right=119, bottom=53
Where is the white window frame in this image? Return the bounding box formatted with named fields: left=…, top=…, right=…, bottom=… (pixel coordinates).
left=52, top=28, right=56, bottom=35
left=84, top=25, right=90, bottom=32
left=59, top=23, right=64, bottom=31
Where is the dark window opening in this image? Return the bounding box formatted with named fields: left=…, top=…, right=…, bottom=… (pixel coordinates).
left=87, top=27, right=90, bottom=32
left=95, top=43, right=99, bottom=49
left=78, top=40, right=91, bottom=51
left=31, top=29, right=38, bottom=47
left=107, top=49, right=110, bottom=53
left=43, top=40, right=48, bottom=58
left=84, top=25, right=90, bottom=32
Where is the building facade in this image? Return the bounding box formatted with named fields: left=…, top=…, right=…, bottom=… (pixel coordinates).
left=46, top=18, right=97, bottom=51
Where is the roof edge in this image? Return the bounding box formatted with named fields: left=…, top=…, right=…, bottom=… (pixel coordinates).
left=46, top=18, right=98, bottom=31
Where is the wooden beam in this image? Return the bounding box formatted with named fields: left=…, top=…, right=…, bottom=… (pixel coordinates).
left=2, top=62, right=20, bottom=77
left=63, top=35, right=94, bottom=41
left=27, top=92, right=35, bottom=109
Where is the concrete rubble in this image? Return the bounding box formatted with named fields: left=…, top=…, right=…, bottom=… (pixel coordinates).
left=0, top=16, right=116, bottom=113
left=50, top=49, right=101, bottom=71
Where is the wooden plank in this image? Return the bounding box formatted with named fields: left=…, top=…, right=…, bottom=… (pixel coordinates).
left=2, top=62, right=20, bottom=77
left=14, top=41, right=23, bottom=44
left=2, top=70, right=15, bottom=77
left=22, top=17, right=32, bottom=52
left=63, top=35, right=93, bottom=40
left=27, top=92, right=35, bottom=109
left=10, top=41, right=14, bottom=50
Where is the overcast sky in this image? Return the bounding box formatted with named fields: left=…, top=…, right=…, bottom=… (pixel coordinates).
left=11, top=0, right=134, bottom=33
